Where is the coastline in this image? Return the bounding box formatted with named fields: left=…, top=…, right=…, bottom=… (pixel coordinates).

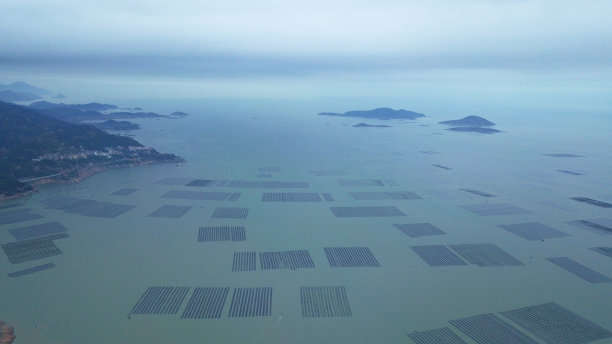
left=0, top=158, right=184, bottom=202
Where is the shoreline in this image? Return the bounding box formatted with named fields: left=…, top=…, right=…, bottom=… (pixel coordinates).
left=0, top=159, right=184, bottom=202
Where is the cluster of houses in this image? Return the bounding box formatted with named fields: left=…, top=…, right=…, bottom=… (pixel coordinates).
left=33, top=146, right=155, bottom=162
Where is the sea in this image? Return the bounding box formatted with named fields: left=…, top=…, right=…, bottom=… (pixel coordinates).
left=1, top=97, right=612, bottom=344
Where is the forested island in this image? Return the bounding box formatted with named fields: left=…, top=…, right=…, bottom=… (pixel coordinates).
left=0, top=101, right=183, bottom=199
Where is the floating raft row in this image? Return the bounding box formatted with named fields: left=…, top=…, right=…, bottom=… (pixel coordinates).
left=546, top=257, right=611, bottom=283
left=261, top=193, right=322, bottom=202
left=300, top=286, right=352, bottom=318
left=7, top=263, right=56, bottom=278
left=259, top=166, right=281, bottom=172
left=384, top=179, right=401, bottom=186
left=309, top=170, right=349, bottom=176
left=227, top=287, right=273, bottom=317
left=198, top=226, right=246, bottom=242
left=458, top=188, right=496, bottom=198
left=571, top=197, right=612, bottom=208
left=591, top=247, right=612, bottom=258
left=110, top=188, right=138, bottom=196
left=226, top=193, right=241, bottom=201
left=448, top=243, right=524, bottom=267
left=408, top=327, right=467, bottom=344
left=338, top=179, right=385, bottom=187
left=2, top=233, right=68, bottom=264
left=321, top=193, right=335, bottom=202
left=568, top=219, right=612, bottom=235
left=154, top=177, right=193, bottom=185
left=162, top=190, right=237, bottom=201
left=257, top=173, right=272, bottom=178
left=498, top=222, right=569, bottom=241
left=148, top=205, right=192, bottom=218
left=500, top=302, right=612, bottom=344
left=330, top=206, right=406, bottom=217
left=544, top=153, right=584, bottom=158
left=420, top=150, right=440, bottom=155
left=41, top=196, right=136, bottom=218
left=259, top=250, right=315, bottom=270
left=410, top=245, right=467, bottom=267
left=432, top=164, right=453, bottom=171
left=459, top=203, right=532, bottom=216
left=130, top=286, right=190, bottom=315
left=449, top=313, right=538, bottom=344
left=9, top=221, right=69, bottom=240
left=226, top=181, right=309, bottom=189
left=185, top=179, right=217, bottom=187
left=557, top=169, right=585, bottom=176
left=0, top=208, right=43, bottom=225
left=232, top=252, right=256, bottom=272
left=324, top=247, right=380, bottom=267
left=212, top=207, right=249, bottom=219
left=394, top=223, right=446, bottom=238
left=181, top=287, right=230, bottom=319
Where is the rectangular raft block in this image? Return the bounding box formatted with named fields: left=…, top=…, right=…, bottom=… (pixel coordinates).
left=449, top=313, right=539, bottom=344
left=181, top=287, right=230, bottom=319
left=501, top=302, right=612, bottom=344
left=227, top=287, right=273, bottom=317
left=7, top=263, right=56, bottom=278
left=546, top=257, right=611, bottom=283
left=300, top=286, right=352, bottom=318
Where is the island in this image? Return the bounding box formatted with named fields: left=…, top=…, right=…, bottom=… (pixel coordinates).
left=438, top=115, right=495, bottom=127
left=0, top=101, right=183, bottom=199
left=0, top=90, right=42, bottom=102
left=319, top=107, right=425, bottom=120
left=446, top=127, right=501, bottom=134
left=94, top=119, right=140, bottom=131
left=352, top=123, right=391, bottom=128
left=28, top=101, right=167, bottom=123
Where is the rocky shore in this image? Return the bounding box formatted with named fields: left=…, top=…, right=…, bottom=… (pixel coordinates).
left=0, top=320, right=15, bottom=344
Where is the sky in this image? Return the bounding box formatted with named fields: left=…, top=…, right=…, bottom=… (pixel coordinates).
left=1, top=0, right=611, bottom=108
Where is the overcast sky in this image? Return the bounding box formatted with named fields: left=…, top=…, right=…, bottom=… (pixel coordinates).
left=1, top=0, right=611, bottom=76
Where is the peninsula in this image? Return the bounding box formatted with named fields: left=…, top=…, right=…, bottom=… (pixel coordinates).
left=319, top=107, right=425, bottom=120
left=0, top=101, right=182, bottom=199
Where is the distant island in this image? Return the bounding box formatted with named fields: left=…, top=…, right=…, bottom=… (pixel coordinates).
left=438, top=115, right=495, bottom=127
left=446, top=127, right=501, bottom=134
left=352, top=122, right=391, bottom=128
left=319, top=107, right=425, bottom=120
left=171, top=111, right=189, bottom=117
left=28, top=101, right=167, bottom=123
left=94, top=119, right=140, bottom=131
left=0, top=90, right=42, bottom=102
left=0, top=101, right=182, bottom=199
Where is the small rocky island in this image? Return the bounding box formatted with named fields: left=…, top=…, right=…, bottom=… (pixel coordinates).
left=352, top=122, right=391, bottom=128
left=439, top=115, right=501, bottom=134
left=0, top=320, right=15, bottom=344
left=319, top=107, right=425, bottom=120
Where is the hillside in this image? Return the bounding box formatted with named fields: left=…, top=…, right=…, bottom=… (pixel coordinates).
left=0, top=101, right=180, bottom=197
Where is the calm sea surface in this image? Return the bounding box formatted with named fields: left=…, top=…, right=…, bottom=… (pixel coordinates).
left=1, top=99, right=611, bottom=343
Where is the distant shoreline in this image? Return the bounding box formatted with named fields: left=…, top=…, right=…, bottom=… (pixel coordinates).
left=0, top=159, right=184, bottom=202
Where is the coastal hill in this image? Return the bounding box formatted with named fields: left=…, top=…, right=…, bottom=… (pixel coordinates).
left=29, top=101, right=167, bottom=123
left=319, top=107, right=425, bottom=120
left=0, top=81, right=53, bottom=102
left=438, top=115, right=495, bottom=127
left=0, top=90, right=42, bottom=102
left=0, top=101, right=180, bottom=197
left=0, top=81, right=53, bottom=97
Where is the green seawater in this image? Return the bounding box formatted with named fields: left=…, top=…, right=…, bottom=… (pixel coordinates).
left=1, top=99, right=611, bottom=344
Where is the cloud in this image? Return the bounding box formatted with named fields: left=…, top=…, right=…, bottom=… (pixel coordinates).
left=1, top=0, right=611, bottom=77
